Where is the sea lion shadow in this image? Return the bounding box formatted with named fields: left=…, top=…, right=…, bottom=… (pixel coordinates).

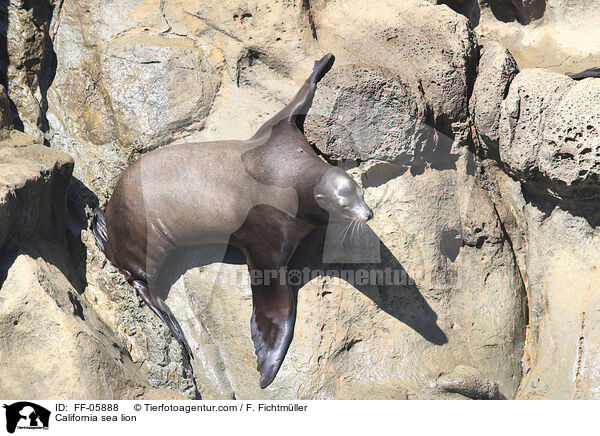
left=153, top=244, right=247, bottom=301
left=289, top=226, right=448, bottom=346
left=154, top=226, right=447, bottom=347
left=65, top=177, right=100, bottom=294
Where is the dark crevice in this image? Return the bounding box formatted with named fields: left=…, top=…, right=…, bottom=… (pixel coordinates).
left=483, top=0, right=546, bottom=25
left=301, top=0, right=318, bottom=40
left=437, top=0, right=481, bottom=27
left=0, top=0, right=57, bottom=140
left=481, top=164, right=531, bottom=399
left=494, top=205, right=529, bottom=398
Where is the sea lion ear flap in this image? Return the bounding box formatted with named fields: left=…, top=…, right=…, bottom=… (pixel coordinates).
left=252, top=53, right=335, bottom=137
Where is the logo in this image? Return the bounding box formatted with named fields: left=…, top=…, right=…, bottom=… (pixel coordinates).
left=2, top=402, right=50, bottom=433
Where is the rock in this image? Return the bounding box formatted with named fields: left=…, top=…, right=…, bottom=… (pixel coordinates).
left=82, top=236, right=199, bottom=399
left=311, top=0, right=478, bottom=136
left=10, top=0, right=600, bottom=401
left=334, top=383, right=409, bottom=400
left=484, top=167, right=600, bottom=400
left=0, top=128, right=197, bottom=399
left=1, top=0, right=56, bottom=139
left=496, top=68, right=600, bottom=226
left=474, top=0, right=600, bottom=73
left=0, top=86, right=13, bottom=130
left=47, top=14, right=224, bottom=197
left=45, top=0, right=305, bottom=199
left=0, top=132, right=73, bottom=250
left=46, top=0, right=479, bottom=200
left=304, top=66, right=435, bottom=165
left=0, top=253, right=153, bottom=399
left=37, top=0, right=535, bottom=400
left=100, top=33, right=222, bottom=151
left=138, top=388, right=188, bottom=400
left=470, top=41, right=519, bottom=159
left=34, top=0, right=496, bottom=400
left=161, top=148, right=526, bottom=399
left=499, top=69, right=573, bottom=181
left=516, top=207, right=600, bottom=399
left=430, top=1, right=600, bottom=74
left=437, top=364, right=500, bottom=399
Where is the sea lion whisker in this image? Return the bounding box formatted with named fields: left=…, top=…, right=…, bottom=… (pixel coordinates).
left=345, top=220, right=355, bottom=244
left=357, top=220, right=365, bottom=241
left=350, top=219, right=359, bottom=242
left=340, top=220, right=353, bottom=245
left=336, top=220, right=352, bottom=242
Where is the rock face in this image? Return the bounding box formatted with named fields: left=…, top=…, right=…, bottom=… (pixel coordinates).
left=499, top=70, right=600, bottom=187
left=164, top=149, right=527, bottom=399
left=0, top=131, right=72, bottom=250
left=304, top=66, right=435, bottom=164
left=442, top=0, right=600, bottom=73
left=470, top=40, right=600, bottom=399
left=45, top=0, right=478, bottom=199
left=46, top=0, right=225, bottom=199
left=0, top=133, right=184, bottom=399
left=516, top=207, right=600, bottom=399
left=0, top=0, right=56, bottom=139
left=310, top=0, right=478, bottom=136
left=1, top=0, right=599, bottom=400
left=38, top=0, right=530, bottom=400
left=470, top=41, right=519, bottom=159
left=0, top=253, right=146, bottom=399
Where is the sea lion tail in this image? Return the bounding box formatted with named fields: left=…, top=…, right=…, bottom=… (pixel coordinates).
left=91, top=206, right=109, bottom=252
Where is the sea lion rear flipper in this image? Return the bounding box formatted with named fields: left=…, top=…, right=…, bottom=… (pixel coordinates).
left=91, top=207, right=108, bottom=251
left=154, top=296, right=194, bottom=360
left=252, top=53, right=335, bottom=137
left=249, top=277, right=296, bottom=388
left=132, top=280, right=194, bottom=365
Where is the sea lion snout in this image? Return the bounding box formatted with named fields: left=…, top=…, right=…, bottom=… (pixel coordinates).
left=360, top=206, right=374, bottom=222
left=348, top=201, right=373, bottom=222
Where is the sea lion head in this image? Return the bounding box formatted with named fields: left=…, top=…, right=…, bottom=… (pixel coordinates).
left=314, top=167, right=373, bottom=223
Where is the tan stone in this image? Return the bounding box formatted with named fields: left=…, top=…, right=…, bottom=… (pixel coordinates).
left=0, top=254, right=150, bottom=399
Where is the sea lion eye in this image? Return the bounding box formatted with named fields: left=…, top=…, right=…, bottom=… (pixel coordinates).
left=297, top=147, right=304, bottom=153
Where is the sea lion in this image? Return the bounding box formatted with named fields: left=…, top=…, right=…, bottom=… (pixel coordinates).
left=566, top=67, right=600, bottom=80
left=92, top=53, right=373, bottom=388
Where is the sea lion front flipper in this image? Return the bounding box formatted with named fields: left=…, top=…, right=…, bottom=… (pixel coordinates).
left=249, top=274, right=296, bottom=388
left=252, top=53, right=335, bottom=137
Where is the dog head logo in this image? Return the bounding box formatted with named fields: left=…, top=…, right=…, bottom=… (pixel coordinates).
left=2, top=402, right=50, bottom=433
